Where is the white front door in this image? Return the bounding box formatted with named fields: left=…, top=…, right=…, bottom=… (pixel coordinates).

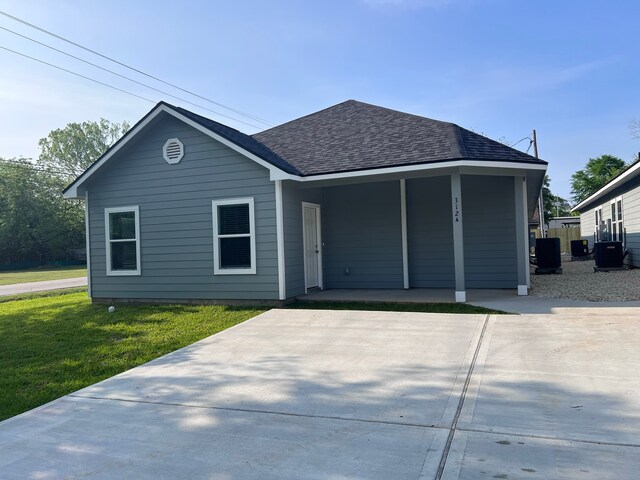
left=302, top=203, right=321, bottom=290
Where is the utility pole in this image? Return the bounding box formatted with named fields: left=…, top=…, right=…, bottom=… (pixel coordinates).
left=533, top=129, right=545, bottom=238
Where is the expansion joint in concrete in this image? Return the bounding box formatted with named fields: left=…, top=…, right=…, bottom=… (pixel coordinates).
left=434, top=314, right=491, bottom=479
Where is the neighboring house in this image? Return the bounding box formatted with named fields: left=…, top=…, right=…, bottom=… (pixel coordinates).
left=572, top=160, right=640, bottom=266
left=547, top=216, right=580, bottom=229
left=63, top=100, right=547, bottom=303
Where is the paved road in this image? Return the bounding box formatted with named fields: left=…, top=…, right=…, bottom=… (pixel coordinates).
left=1, top=308, right=638, bottom=478
left=0, top=277, right=87, bottom=296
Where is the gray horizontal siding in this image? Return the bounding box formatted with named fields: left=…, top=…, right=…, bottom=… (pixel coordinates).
left=282, top=182, right=323, bottom=298
left=625, top=185, right=640, bottom=266
left=407, top=176, right=454, bottom=288
left=462, top=175, right=517, bottom=288
left=87, top=114, right=278, bottom=301
left=322, top=181, right=403, bottom=289
left=578, top=176, right=640, bottom=266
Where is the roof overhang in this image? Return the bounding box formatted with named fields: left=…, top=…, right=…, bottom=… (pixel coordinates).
left=272, top=159, right=547, bottom=182
left=64, top=101, right=548, bottom=201
left=63, top=103, right=291, bottom=199
left=571, top=161, right=640, bottom=212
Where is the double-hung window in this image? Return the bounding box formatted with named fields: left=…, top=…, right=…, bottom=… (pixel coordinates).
left=611, top=197, right=624, bottom=243
left=212, top=198, right=256, bottom=274
left=105, top=206, right=141, bottom=275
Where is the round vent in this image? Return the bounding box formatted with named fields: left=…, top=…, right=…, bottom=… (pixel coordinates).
left=163, top=138, right=184, bottom=164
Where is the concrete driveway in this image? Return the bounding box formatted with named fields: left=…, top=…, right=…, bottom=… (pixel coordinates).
left=1, top=308, right=639, bottom=479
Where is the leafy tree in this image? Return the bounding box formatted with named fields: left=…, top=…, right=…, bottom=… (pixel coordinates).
left=0, top=159, right=83, bottom=264
left=570, top=155, right=627, bottom=204
left=37, top=118, right=129, bottom=179
left=1, top=118, right=128, bottom=265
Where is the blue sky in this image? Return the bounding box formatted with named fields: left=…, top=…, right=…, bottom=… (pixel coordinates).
left=1, top=0, right=638, bottom=201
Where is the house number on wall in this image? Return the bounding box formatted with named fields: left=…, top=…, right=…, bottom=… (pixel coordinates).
left=454, top=197, right=461, bottom=222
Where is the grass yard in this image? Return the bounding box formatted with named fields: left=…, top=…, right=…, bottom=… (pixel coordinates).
left=0, top=266, right=87, bottom=285
left=0, top=291, right=265, bottom=421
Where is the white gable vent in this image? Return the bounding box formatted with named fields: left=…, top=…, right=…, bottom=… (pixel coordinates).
left=163, top=138, right=184, bottom=164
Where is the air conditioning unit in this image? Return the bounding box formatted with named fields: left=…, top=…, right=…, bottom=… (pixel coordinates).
left=536, top=238, right=561, bottom=269
left=570, top=239, right=589, bottom=257
left=594, top=242, right=623, bottom=268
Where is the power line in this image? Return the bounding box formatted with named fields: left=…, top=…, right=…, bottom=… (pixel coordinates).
left=0, top=44, right=156, bottom=104
left=0, top=158, right=75, bottom=176
left=509, top=136, right=532, bottom=148
left=0, top=25, right=265, bottom=129
left=0, top=10, right=275, bottom=127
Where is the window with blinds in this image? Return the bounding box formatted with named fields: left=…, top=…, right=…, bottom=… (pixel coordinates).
left=212, top=198, right=256, bottom=274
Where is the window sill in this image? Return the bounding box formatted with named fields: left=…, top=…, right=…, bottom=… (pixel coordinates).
left=107, top=270, right=141, bottom=276
left=214, top=268, right=256, bottom=275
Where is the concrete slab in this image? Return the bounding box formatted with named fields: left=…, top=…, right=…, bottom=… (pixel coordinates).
left=298, top=287, right=640, bottom=315
left=0, top=396, right=448, bottom=480
left=467, top=289, right=640, bottom=314
left=459, top=314, right=640, bottom=444
left=2, top=308, right=639, bottom=479
left=0, top=277, right=87, bottom=296
left=74, top=309, right=487, bottom=427
left=442, top=430, right=640, bottom=480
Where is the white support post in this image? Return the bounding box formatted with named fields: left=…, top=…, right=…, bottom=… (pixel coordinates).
left=400, top=179, right=409, bottom=289
left=451, top=173, right=466, bottom=302
left=275, top=180, right=286, bottom=301
left=515, top=176, right=529, bottom=295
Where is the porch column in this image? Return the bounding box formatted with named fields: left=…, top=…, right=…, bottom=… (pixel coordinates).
left=275, top=180, right=286, bottom=300
left=514, top=176, right=529, bottom=295
left=400, top=179, right=409, bottom=289
left=451, top=173, right=465, bottom=302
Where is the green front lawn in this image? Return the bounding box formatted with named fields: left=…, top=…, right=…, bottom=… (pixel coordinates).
left=0, top=292, right=265, bottom=421
left=0, top=266, right=87, bottom=285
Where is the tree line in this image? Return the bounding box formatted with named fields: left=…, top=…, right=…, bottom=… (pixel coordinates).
left=0, top=120, right=129, bottom=266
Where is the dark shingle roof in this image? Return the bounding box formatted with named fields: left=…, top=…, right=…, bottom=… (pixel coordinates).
left=167, top=103, right=302, bottom=175
left=252, top=100, right=546, bottom=176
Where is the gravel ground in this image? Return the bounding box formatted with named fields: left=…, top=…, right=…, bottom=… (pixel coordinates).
left=530, top=255, right=640, bottom=302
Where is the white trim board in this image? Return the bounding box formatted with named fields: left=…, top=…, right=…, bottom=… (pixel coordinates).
left=63, top=103, right=291, bottom=199
left=212, top=197, right=257, bottom=275
left=271, top=160, right=547, bottom=182
left=84, top=191, right=92, bottom=297
left=104, top=205, right=141, bottom=276
left=275, top=180, right=286, bottom=300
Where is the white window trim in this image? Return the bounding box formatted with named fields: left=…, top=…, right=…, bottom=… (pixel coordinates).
left=595, top=206, right=603, bottom=240
left=212, top=197, right=256, bottom=275
left=105, top=206, right=141, bottom=276
left=611, top=196, right=624, bottom=243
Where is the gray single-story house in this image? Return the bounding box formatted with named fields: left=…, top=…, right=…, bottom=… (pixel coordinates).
left=63, top=100, right=547, bottom=303
left=572, top=159, right=640, bottom=266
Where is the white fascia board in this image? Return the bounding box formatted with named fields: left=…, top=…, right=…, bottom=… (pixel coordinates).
left=64, top=104, right=290, bottom=199
left=166, top=109, right=288, bottom=178
left=271, top=159, right=547, bottom=182
left=571, top=161, right=640, bottom=212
